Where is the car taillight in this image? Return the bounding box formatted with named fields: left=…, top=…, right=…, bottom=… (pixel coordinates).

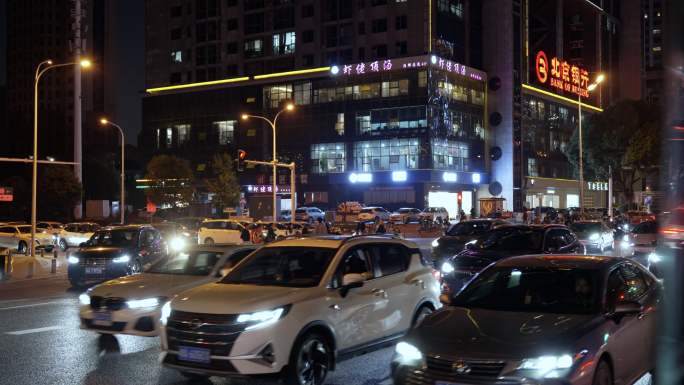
left=662, top=228, right=684, bottom=234
left=432, top=270, right=441, bottom=280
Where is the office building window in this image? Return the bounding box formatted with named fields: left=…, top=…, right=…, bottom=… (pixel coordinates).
left=654, top=29, right=661, bottom=34
left=302, top=4, right=314, bottom=18
left=196, top=23, right=207, bottom=42
left=245, top=0, right=264, bottom=11
left=166, top=128, right=173, bottom=149
left=208, top=67, right=218, bottom=81
left=187, top=71, right=192, bottom=82
left=395, top=41, right=407, bottom=55
left=196, top=46, right=207, bottom=65
left=227, top=42, right=238, bottom=55
left=303, top=29, right=314, bottom=43
left=171, top=6, right=181, bottom=17
left=186, top=49, right=192, bottom=60
left=215, top=121, right=236, bottom=145
left=311, top=143, right=346, bottom=173
left=263, top=84, right=292, bottom=108
left=381, top=79, right=409, bottom=97
left=358, top=22, right=365, bottom=35
left=273, top=32, right=296, bottom=55
left=340, top=24, right=353, bottom=46
left=187, top=27, right=192, bottom=38
left=354, top=105, right=427, bottom=135
left=358, top=47, right=365, bottom=61
left=340, top=49, right=353, bottom=63
left=326, top=26, right=338, bottom=47
left=324, top=51, right=338, bottom=66
left=302, top=54, right=314, bottom=67
left=171, top=51, right=182, bottom=62
left=273, top=7, right=295, bottom=30
left=372, top=44, right=387, bottom=58
left=437, top=0, right=464, bottom=19
left=654, top=46, right=661, bottom=51
left=178, top=125, right=190, bottom=146
left=207, top=45, right=218, bottom=64
left=227, top=18, right=238, bottom=31
left=354, top=139, right=420, bottom=171
left=245, top=38, right=264, bottom=58
left=196, top=69, right=207, bottom=82
left=170, top=72, right=182, bottom=84
left=156, top=129, right=161, bottom=149
left=227, top=64, right=238, bottom=76
left=396, top=15, right=407, bottom=29
left=432, top=138, right=470, bottom=171
left=196, top=0, right=219, bottom=19
left=372, top=19, right=387, bottom=33
left=171, top=28, right=181, bottom=40
left=245, top=13, right=265, bottom=35
left=294, top=81, right=312, bottom=105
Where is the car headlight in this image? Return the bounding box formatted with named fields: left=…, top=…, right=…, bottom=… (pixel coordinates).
left=431, top=239, right=440, bottom=247
left=160, top=301, right=171, bottom=326
left=517, top=355, right=574, bottom=371
left=650, top=253, right=661, bottom=262
left=237, top=307, right=287, bottom=331
left=623, top=224, right=630, bottom=230
left=182, top=232, right=190, bottom=236
left=442, top=262, right=454, bottom=273
left=112, top=255, right=130, bottom=263
left=629, top=243, right=635, bottom=247
left=170, top=238, right=184, bottom=250
left=79, top=293, right=90, bottom=306
left=395, top=342, right=422, bottom=361
left=127, top=296, right=166, bottom=309
left=623, top=235, right=629, bottom=242
left=68, top=256, right=79, bottom=264
left=590, top=233, right=599, bottom=240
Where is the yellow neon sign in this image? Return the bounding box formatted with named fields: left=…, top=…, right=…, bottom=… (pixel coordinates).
left=522, top=84, right=603, bottom=112
left=254, top=67, right=331, bottom=79
left=146, top=77, right=249, bottom=93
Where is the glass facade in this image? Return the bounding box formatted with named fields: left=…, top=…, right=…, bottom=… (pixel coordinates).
left=354, top=139, right=422, bottom=171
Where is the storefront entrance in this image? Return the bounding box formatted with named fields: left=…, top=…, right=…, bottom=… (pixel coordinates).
left=428, top=191, right=471, bottom=220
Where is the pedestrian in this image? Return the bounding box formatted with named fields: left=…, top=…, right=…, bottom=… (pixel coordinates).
left=286, top=223, right=295, bottom=236
left=356, top=220, right=366, bottom=235
left=460, top=210, right=466, bottom=222
left=302, top=224, right=310, bottom=235
left=522, top=210, right=528, bottom=224
left=325, top=222, right=331, bottom=234
left=470, top=206, right=475, bottom=219
left=376, top=220, right=387, bottom=234
left=314, top=217, right=327, bottom=234
left=251, top=224, right=264, bottom=245
left=240, top=225, right=251, bottom=244
left=266, top=223, right=277, bottom=243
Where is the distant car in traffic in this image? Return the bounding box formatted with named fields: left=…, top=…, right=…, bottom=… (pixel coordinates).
left=570, top=220, right=614, bottom=253
left=151, top=223, right=188, bottom=251
left=419, top=207, right=449, bottom=223
left=0, top=224, right=55, bottom=254
left=293, top=207, right=325, bottom=223
left=67, top=225, right=168, bottom=287
left=621, top=211, right=656, bottom=230
left=431, top=218, right=509, bottom=269
left=621, top=220, right=658, bottom=258
left=392, top=255, right=660, bottom=385
left=390, top=208, right=422, bottom=224
left=440, top=224, right=584, bottom=292
left=36, top=222, right=66, bottom=240
left=78, top=244, right=258, bottom=336
left=281, top=210, right=292, bottom=221
left=358, top=207, right=391, bottom=223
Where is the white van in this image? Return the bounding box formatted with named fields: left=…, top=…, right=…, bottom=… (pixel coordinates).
left=198, top=220, right=248, bottom=244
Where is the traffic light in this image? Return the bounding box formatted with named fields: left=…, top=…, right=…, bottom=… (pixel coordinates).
left=237, top=150, right=246, bottom=171
left=457, top=194, right=462, bottom=204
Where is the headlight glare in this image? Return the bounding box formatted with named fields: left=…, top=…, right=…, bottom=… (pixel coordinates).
left=79, top=293, right=90, bottom=305
left=622, top=235, right=629, bottom=242
left=68, top=256, right=79, bottom=263
left=160, top=302, right=171, bottom=326
left=170, top=238, right=184, bottom=250
left=590, top=233, right=599, bottom=240
left=442, top=262, right=455, bottom=273
left=112, top=255, right=130, bottom=263
left=650, top=253, right=660, bottom=262
left=518, top=354, right=575, bottom=371
left=238, top=308, right=286, bottom=331
left=127, top=296, right=166, bottom=309
left=395, top=342, right=422, bottom=361
left=431, top=239, right=440, bottom=247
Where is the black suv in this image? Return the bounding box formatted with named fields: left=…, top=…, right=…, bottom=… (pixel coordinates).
left=441, top=224, right=584, bottom=292
left=431, top=219, right=509, bottom=270
left=67, top=225, right=168, bottom=287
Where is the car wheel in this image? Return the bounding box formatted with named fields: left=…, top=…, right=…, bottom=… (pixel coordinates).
left=285, top=332, right=331, bottom=385
left=70, top=278, right=86, bottom=288
left=405, top=217, right=410, bottom=225
left=180, top=372, right=211, bottom=381
left=609, top=240, right=614, bottom=250
left=17, top=241, right=27, bottom=254
left=413, top=306, right=433, bottom=326
left=130, top=259, right=142, bottom=275
left=204, top=238, right=214, bottom=244
left=308, top=217, right=314, bottom=224
left=599, top=239, right=605, bottom=253
left=592, top=360, right=612, bottom=385
left=59, top=239, right=68, bottom=252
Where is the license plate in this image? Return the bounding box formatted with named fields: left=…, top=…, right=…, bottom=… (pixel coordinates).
left=179, top=347, right=211, bottom=363
left=92, top=311, right=112, bottom=326
left=85, top=267, right=103, bottom=274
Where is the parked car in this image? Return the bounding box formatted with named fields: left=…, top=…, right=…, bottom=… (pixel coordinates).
left=390, top=208, right=423, bottom=224
left=0, top=224, right=55, bottom=253
left=78, top=244, right=258, bottom=336
left=58, top=223, right=102, bottom=251
left=159, top=235, right=440, bottom=383
left=392, top=255, right=660, bottom=385
left=36, top=222, right=66, bottom=241
left=280, top=210, right=292, bottom=221
left=358, top=207, right=391, bottom=222
left=621, top=220, right=658, bottom=258
left=440, top=224, right=584, bottom=292
left=293, top=207, right=325, bottom=223
left=198, top=220, right=248, bottom=244
left=260, top=222, right=305, bottom=237
left=67, top=225, right=168, bottom=287
left=419, top=207, right=449, bottom=223
left=431, top=219, right=509, bottom=269
left=570, top=220, right=614, bottom=253
left=621, top=211, right=656, bottom=230
left=174, top=217, right=211, bottom=230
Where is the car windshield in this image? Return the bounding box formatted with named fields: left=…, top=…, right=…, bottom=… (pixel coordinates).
left=570, top=223, right=602, bottom=233
left=17, top=227, right=32, bottom=234
left=473, top=230, right=542, bottom=251
left=85, top=230, right=139, bottom=247
left=423, top=208, right=439, bottom=213
left=360, top=208, right=374, bottom=213
left=632, top=222, right=658, bottom=234
left=452, top=266, right=599, bottom=314
left=81, top=225, right=101, bottom=232
left=147, top=252, right=223, bottom=276
left=396, top=209, right=411, bottom=214
left=220, top=247, right=335, bottom=287
left=49, top=223, right=64, bottom=229
left=446, top=222, right=490, bottom=236
left=295, top=209, right=306, bottom=214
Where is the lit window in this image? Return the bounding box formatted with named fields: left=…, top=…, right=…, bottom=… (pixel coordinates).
left=214, top=121, right=235, bottom=145
left=653, top=29, right=661, bottom=34
left=311, top=143, right=346, bottom=174
left=263, top=84, right=292, bottom=108
left=166, top=128, right=173, bottom=149
left=177, top=125, right=190, bottom=146
left=273, top=32, right=296, bottom=55
left=653, top=47, right=661, bottom=51
left=644, top=13, right=648, bottom=18
left=171, top=51, right=182, bottom=63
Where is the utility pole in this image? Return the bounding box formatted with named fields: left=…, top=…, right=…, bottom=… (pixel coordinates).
left=72, top=0, right=85, bottom=219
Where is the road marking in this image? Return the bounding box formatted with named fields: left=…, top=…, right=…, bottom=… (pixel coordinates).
left=0, top=300, right=66, bottom=310
left=0, top=295, right=64, bottom=304
left=5, top=326, right=69, bottom=335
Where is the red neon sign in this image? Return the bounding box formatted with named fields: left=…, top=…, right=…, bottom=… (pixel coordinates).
left=536, top=51, right=590, bottom=97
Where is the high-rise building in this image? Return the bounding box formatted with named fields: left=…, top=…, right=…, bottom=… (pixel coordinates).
left=3, top=0, right=117, bottom=170
left=141, top=0, right=635, bottom=217
left=644, top=0, right=666, bottom=104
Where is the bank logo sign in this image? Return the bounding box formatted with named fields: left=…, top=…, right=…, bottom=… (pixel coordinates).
left=536, top=51, right=590, bottom=97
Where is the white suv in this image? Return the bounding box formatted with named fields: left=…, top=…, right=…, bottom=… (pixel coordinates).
left=159, top=235, right=440, bottom=384
left=419, top=207, right=449, bottom=223
left=199, top=220, right=248, bottom=244
left=358, top=207, right=391, bottom=223
left=293, top=207, right=325, bottom=224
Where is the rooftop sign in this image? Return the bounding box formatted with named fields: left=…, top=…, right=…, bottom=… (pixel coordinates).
left=330, top=55, right=487, bottom=82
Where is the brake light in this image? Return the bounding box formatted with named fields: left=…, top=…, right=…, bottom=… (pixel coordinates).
left=432, top=270, right=441, bottom=280
left=662, top=228, right=684, bottom=234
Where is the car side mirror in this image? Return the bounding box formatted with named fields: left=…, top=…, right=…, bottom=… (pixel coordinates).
left=439, top=292, right=454, bottom=306
left=219, top=268, right=232, bottom=277
left=79, top=242, right=86, bottom=248
left=340, top=273, right=365, bottom=298
left=613, top=300, right=642, bottom=318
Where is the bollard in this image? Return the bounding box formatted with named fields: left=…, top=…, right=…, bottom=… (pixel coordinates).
left=40, top=248, right=45, bottom=258
left=54, top=249, right=58, bottom=259
left=27, top=260, right=35, bottom=278
left=5, top=251, right=12, bottom=279
left=51, top=258, right=57, bottom=274
left=66, top=250, right=71, bottom=261
left=25, top=245, right=29, bottom=256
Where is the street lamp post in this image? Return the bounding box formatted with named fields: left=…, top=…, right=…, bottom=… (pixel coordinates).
left=101, top=120, right=125, bottom=225
left=578, top=74, right=603, bottom=217
left=30, top=60, right=90, bottom=262
left=242, top=105, right=294, bottom=222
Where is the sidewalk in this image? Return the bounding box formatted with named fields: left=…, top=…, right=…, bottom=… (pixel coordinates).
left=1, top=249, right=70, bottom=281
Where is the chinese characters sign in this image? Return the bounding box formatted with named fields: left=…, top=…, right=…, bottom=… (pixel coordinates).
left=0, top=187, right=13, bottom=202
left=331, top=55, right=487, bottom=82
left=536, top=51, right=589, bottom=97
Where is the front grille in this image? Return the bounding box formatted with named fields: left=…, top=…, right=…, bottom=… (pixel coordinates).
left=90, top=296, right=126, bottom=311
left=426, top=355, right=506, bottom=378
left=397, top=367, right=520, bottom=385
left=83, top=319, right=127, bottom=332
left=453, top=268, right=480, bottom=278
left=166, top=310, right=246, bottom=357
left=134, top=316, right=155, bottom=332
left=163, top=352, right=238, bottom=373
left=81, top=258, right=108, bottom=267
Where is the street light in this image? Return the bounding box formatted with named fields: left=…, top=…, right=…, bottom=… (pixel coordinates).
left=578, top=74, right=604, bottom=217
left=30, top=59, right=90, bottom=263
left=101, top=119, right=125, bottom=225
left=242, top=105, right=294, bottom=222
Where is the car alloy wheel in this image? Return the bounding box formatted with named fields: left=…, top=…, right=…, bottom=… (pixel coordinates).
left=291, top=333, right=331, bottom=385
left=413, top=306, right=433, bottom=326
left=308, top=218, right=314, bottom=224
left=592, top=360, right=612, bottom=385
left=17, top=241, right=27, bottom=254
left=131, top=259, right=142, bottom=275
left=405, top=217, right=410, bottom=225
left=70, top=278, right=86, bottom=288
left=204, top=238, right=214, bottom=244
left=59, top=239, right=68, bottom=252
left=600, top=239, right=605, bottom=253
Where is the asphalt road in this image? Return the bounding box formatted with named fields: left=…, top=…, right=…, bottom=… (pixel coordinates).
left=0, top=237, right=649, bottom=385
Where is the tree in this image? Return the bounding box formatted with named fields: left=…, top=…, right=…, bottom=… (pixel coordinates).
left=205, top=153, right=242, bottom=212
left=143, top=155, right=195, bottom=216
left=40, top=166, right=84, bottom=221
left=565, top=98, right=661, bottom=207
left=83, top=158, right=121, bottom=202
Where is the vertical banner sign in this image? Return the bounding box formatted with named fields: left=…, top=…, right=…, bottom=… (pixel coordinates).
left=0, top=187, right=14, bottom=202
left=536, top=51, right=589, bottom=97
left=147, top=203, right=157, bottom=213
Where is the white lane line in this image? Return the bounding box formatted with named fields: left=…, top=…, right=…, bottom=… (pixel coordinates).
left=0, top=295, right=64, bottom=304
left=5, top=326, right=69, bottom=335
left=0, top=300, right=67, bottom=310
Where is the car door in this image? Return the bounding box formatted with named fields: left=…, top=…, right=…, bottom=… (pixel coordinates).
left=65, top=226, right=80, bottom=245
left=0, top=226, right=18, bottom=248
left=619, top=263, right=657, bottom=375
left=227, top=222, right=243, bottom=243
left=328, top=246, right=390, bottom=350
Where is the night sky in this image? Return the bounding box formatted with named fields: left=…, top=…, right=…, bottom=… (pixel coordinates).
left=0, top=0, right=145, bottom=146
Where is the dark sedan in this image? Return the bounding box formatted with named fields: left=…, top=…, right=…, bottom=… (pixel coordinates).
left=392, top=255, right=660, bottom=385
left=67, top=225, right=168, bottom=287
left=441, top=225, right=584, bottom=292
left=431, top=219, right=509, bottom=270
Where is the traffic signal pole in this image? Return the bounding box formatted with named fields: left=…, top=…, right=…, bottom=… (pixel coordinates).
left=239, top=158, right=296, bottom=220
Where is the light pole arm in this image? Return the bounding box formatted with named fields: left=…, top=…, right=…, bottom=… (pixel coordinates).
left=244, top=115, right=275, bottom=130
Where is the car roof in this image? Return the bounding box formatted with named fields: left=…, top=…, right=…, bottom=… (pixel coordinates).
left=496, top=255, right=624, bottom=269
left=573, top=220, right=603, bottom=223
left=489, top=224, right=562, bottom=232
left=99, top=225, right=152, bottom=231
left=184, top=244, right=260, bottom=253
left=264, top=235, right=417, bottom=249
left=66, top=222, right=100, bottom=225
